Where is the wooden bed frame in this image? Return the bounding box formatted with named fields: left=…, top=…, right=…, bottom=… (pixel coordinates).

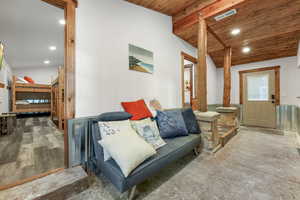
left=11, top=76, right=51, bottom=113
left=51, top=67, right=65, bottom=130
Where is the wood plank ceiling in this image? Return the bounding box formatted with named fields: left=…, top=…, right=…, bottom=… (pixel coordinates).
left=126, top=0, right=300, bottom=68
left=125, top=0, right=200, bottom=16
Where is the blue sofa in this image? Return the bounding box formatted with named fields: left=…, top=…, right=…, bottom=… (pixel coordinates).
left=89, top=111, right=202, bottom=197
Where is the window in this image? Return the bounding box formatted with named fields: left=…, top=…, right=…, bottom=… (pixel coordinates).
left=247, top=74, right=269, bottom=101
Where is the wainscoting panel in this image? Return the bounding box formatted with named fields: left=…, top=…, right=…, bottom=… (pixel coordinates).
left=208, top=104, right=299, bottom=133
left=68, top=117, right=93, bottom=168
left=277, top=105, right=299, bottom=132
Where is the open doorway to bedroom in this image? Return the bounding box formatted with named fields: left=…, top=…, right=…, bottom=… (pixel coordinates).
left=0, top=0, right=69, bottom=189
left=181, top=52, right=197, bottom=110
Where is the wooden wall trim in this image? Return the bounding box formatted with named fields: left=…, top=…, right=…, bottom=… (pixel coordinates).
left=239, top=66, right=280, bottom=105
left=207, top=26, right=227, bottom=48
left=181, top=52, right=197, bottom=64
left=41, top=0, right=77, bottom=9
left=181, top=52, right=197, bottom=108
left=238, top=66, right=280, bottom=74
left=0, top=168, right=64, bottom=191
left=41, top=0, right=76, bottom=168
left=181, top=54, right=185, bottom=108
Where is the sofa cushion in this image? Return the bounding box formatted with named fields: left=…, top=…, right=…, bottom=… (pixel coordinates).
left=156, top=110, right=188, bottom=138
left=96, top=134, right=201, bottom=192
left=94, top=112, right=132, bottom=122
left=99, top=131, right=156, bottom=177
left=182, top=108, right=201, bottom=134
left=121, top=99, right=153, bottom=120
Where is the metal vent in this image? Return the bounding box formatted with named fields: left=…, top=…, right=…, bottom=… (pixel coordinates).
left=214, top=9, right=237, bottom=21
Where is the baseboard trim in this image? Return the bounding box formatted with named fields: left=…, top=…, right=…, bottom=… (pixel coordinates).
left=0, top=168, right=64, bottom=191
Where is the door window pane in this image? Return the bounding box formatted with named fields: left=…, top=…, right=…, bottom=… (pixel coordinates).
left=247, top=74, right=269, bottom=101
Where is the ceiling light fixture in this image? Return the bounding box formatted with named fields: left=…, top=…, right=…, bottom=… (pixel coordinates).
left=231, top=28, right=241, bottom=36
left=49, top=46, right=57, bottom=51
left=59, top=19, right=66, bottom=25
left=242, top=47, right=251, bottom=53
left=44, top=60, right=50, bottom=64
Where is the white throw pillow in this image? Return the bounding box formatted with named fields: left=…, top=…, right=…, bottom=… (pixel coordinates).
left=98, top=120, right=136, bottom=161
left=131, top=118, right=166, bottom=149
left=99, top=131, right=156, bottom=177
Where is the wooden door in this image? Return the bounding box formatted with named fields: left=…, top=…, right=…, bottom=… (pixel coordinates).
left=243, top=70, right=277, bottom=128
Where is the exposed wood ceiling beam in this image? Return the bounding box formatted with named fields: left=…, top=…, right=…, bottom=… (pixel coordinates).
left=173, top=0, right=248, bottom=34
left=41, top=0, right=78, bottom=9
left=207, top=26, right=227, bottom=48
left=172, top=0, right=218, bottom=22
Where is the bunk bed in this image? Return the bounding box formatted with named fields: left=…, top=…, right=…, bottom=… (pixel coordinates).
left=51, top=67, right=65, bottom=130
left=11, top=76, right=51, bottom=113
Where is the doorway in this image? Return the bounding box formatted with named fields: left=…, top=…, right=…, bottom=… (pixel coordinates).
left=181, top=52, right=197, bottom=109
left=0, top=0, right=76, bottom=190
left=239, top=66, right=280, bottom=128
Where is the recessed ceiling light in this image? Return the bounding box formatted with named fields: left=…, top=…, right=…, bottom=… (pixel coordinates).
left=44, top=60, right=50, bottom=64
left=59, top=19, right=66, bottom=25
left=49, top=46, right=57, bottom=51
left=242, top=47, right=251, bottom=53
left=231, top=28, right=241, bottom=35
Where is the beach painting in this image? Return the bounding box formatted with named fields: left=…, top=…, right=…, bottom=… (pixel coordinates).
left=129, top=44, right=154, bottom=74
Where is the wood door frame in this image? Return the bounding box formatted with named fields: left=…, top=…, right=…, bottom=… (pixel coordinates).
left=0, top=0, right=76, bottom=191
left=42, top=0, right=77, bottom=169
left=239, top=66, right=280, bottom=105
left=181, top=52, right=197, bottom=107
left=184, top=64, right=194, bottom=105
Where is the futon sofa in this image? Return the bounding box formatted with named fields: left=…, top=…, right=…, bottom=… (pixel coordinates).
left=89, top=111, right=202, bottom=196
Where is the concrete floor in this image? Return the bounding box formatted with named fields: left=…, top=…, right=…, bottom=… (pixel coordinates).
left=68, top=127, right=300, bottom=200
left=0, top=117, right=64, bottom=186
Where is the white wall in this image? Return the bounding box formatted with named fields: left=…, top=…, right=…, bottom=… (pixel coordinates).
left=76, top=0, right=203, bottom=117
left=297, top=41, right=300, bottom=68
left=216, top=56, right=300, bottom=105
left=13, top=66, right=58, bottom=84
left=207, top=56, right=218, bottom=104
left=0, top=59, right=12, bottom=113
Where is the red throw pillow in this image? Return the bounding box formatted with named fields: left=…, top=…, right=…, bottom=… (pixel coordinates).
left=121, top=99, right=153, bottom=120
left=24, top=76, right=35, bottom=84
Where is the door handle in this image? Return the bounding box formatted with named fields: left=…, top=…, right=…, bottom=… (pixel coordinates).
left=271, top=94, right=275, bottom=100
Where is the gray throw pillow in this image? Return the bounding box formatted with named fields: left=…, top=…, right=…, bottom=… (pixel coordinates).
left=156, top=110, right=188, bottom=138
left=94, top=112, right=132, bottom=122
left=182, top=108, right=201, bottom=134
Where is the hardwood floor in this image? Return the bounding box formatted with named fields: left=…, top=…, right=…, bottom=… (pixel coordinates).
left=0, top=117, right=64, bottom=186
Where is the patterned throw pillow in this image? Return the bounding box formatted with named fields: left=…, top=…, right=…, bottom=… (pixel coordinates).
left=98, top=120, right=136, bottom=161
left=131, top=118, right=166, bottom=149
left=156, top=110, right=188, bottom=138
